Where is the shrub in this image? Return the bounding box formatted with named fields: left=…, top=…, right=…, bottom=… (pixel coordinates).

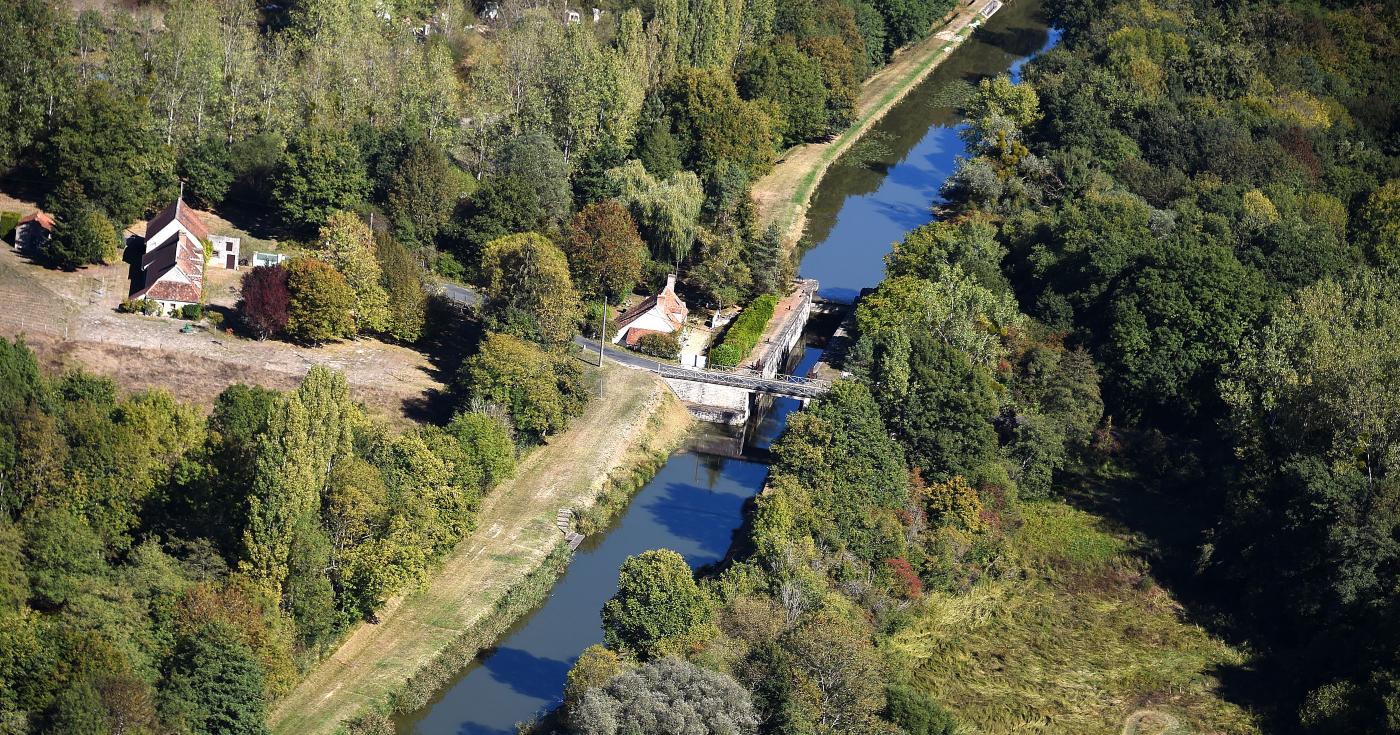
left=708, top=295, right=776, bottom=367
left=238, top=265, right=291, bottom=339
left=435, top=251, right=465, bottom=280
left=708, top=343, right=742, bottom=367
left=636, top=332, right=680, bottom=360
left=140, top=299, right=162, bottom=316
left=0, top=211, right=18, bottom=240
left=206, top=311, right=224, bottom=329
left=180, top=304, right=204, bottom=321
left=886, top=684, right=958, bottom=735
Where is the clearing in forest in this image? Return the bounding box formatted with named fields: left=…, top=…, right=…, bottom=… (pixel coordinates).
left=884, top=499, right=1259, bottom=734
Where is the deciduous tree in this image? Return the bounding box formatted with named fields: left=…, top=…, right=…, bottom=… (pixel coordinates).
left=563, top=201, right=646, bottom=303
left=285, top=258, right=356, bottom=344
left=480, top=233, right=581, bottom=346
left=316, top=211, right=390, bottom=333
left=238, top=265, right=291, bottom=340
left=602, top=549, right=712, bottom=658
left=570, top=657, right=758, bottom=735
left=272, top=126, right=369, bottom=233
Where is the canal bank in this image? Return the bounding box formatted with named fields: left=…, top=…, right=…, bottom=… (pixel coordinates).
left=751, top=0, right=1005, bottom=247
left=268, top=365, right=691, bottom=735
left=395, top=1, right=1054, bottom=732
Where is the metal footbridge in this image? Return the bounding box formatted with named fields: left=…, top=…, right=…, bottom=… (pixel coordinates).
left=655, top=363, right=831, bottom=399
left=573, top=337, right=831, bottom=400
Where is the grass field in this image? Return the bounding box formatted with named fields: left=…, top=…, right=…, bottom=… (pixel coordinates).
left=884, top=501, right=1259, bottom=734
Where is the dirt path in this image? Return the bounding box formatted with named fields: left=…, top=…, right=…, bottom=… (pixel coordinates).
left=751, top=0, right=998, bottom=247
left=269, top=363, right=691, bottom=734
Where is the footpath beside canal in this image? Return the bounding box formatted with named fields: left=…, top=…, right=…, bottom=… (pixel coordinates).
left=269, top=364, right=692, bottom=735
left=750, top=0, right=1002, bottom=246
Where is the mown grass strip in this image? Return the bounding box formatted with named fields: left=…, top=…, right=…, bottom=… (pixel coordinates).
left=774, top=18, right=984, bottom=238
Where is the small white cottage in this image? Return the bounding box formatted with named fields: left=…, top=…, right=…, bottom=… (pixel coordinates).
left=613, top=274, right=688, bottom=346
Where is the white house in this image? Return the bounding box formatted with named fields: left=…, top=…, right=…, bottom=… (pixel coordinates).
left=613, top=274, right=688, bottom=346
left=12, top=210, right=53, bottom=253
left=130, top=197, right=209, bottom=315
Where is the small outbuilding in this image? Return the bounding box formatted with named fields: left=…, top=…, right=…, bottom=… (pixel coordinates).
left=209, top=234, right=241, bottom=270
left=12, top=210, right=54, bottom=254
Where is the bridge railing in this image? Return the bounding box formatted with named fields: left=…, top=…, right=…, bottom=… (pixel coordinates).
left=655, top=363, right=832, bottom=398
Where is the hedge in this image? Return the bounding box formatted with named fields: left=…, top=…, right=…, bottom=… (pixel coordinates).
left=708, top=295, right=777, bottom=367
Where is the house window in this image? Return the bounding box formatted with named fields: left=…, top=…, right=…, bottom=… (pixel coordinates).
left=226, top=242, right=234, bottom=252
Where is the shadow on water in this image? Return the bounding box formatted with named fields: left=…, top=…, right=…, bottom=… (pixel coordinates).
left=397, top=3, right=1055, bottom=733
left=799, top=0, right=1054, bottom=302
left=478, top=648, right=574, bottom=701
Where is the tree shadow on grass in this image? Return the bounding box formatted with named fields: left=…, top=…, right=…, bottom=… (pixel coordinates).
left=1060, top=432, right=1292, bottom=731
left=402, top=295, right=482, bottom=424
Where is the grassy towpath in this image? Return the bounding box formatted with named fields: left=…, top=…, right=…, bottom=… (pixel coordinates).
left=750, top=0, right=997, bottom=246
left=269, top=363, right=691, bottom=734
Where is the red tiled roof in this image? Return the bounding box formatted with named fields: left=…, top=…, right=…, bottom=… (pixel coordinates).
left=144, top=197, right=210, bottom=243
left=18, top=210, right=54, bottom=231
left=623, top=328, right=663, bottom=346
left=132, top=232, right=204, bottom=304
left=139, top=278, right=203, bottom=304
left=616, top=275, right=687, bottom=332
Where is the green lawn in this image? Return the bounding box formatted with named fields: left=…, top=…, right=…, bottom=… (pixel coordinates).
left=884, top=501, right=1258, bottom=734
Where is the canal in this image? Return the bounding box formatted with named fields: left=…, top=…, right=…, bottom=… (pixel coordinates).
left=397, top=3, right=1054, bottom=732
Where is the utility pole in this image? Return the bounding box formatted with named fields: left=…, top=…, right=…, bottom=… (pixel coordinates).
left=598, top=301, right=607, bottom=367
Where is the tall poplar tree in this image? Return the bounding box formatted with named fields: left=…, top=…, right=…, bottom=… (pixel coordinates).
left=316, top=211, right=390, bottom=333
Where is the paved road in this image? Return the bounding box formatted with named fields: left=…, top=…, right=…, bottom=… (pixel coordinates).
left=573, top=335, right=666, bottom=371
left=437, top=282, right=480, bottom=308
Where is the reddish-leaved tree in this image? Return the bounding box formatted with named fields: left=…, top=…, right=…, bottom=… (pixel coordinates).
left=563, top=200, right=645, bottom=304
left=238, top=265, right=290, bottom=339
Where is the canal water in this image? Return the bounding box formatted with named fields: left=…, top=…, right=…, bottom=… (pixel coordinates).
left=398, top=3, right=1054, bottom=732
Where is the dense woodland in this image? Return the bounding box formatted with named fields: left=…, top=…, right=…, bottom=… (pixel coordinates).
left=0, top=0, right=959, bottom=313
left=559, top=0, right=1400, bottom=733
left=2, top=0, right=1397, bottom=732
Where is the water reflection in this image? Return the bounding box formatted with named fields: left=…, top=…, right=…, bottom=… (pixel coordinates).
left=399, top=2, right=1055, bottom=732
left=799, top=0, right=1054, bottom=301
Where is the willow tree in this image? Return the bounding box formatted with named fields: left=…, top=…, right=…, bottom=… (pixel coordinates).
left=606, top=160, right=704, bottom=267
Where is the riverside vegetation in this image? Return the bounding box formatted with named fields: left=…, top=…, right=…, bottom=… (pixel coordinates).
left=550, top=0, right=1400, bottom=733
